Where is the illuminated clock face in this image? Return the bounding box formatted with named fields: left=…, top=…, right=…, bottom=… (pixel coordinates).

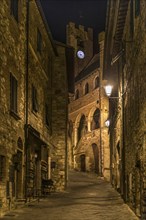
left=77, top=50, right=85, bottom=59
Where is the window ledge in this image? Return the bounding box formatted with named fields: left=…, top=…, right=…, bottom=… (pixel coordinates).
left=10, top=110, right=21, bottom=120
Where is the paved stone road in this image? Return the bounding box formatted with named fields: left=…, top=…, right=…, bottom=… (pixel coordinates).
left=1, top=171, right=139, bottom=220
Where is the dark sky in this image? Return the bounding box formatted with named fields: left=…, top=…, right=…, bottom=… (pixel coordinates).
left=40, top=0, right=107, bottom=52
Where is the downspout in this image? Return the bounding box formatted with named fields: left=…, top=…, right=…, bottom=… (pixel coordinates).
left=65, top=49, right=68, bottom=189
left=99, top=70, right=103, bottom=176
left=121, top=54, right=126, bottom=201
left=24, top=0, right=30, bottom=201
left=65, top=87, right=68, bottom=189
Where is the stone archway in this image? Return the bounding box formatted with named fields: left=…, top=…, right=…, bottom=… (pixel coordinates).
left=88, top=107, right=100, bottom=131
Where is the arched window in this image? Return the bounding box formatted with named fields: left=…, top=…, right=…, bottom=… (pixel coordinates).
left=85, top=83, right=89, bottom=95
left=92, top=143, right=99, bottom=173
left=91, top=108, right=100, bottom=130
left=75, top=89, right=79, bottom=100
left=94, top=76, right=100, bottom=89
left=78, top=115, right=87, bottom=142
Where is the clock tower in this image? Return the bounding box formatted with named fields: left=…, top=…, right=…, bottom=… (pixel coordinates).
left=66, top=22, right=93, bottom=76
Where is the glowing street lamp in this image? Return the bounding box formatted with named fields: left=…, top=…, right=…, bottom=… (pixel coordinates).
left=104, top=85, right=113, bottom=97
left=105, top=119, right=110, bottom=127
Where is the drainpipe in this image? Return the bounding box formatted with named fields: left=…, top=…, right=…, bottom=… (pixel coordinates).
left=24, top=0, right=30, bottom=201
left=121, top=56, right=126, bottom=201
left=65, top=53, right=68, bottom=189
left=65, top=92, right=68, bottom=189
left=99, top=70, right=103, bottom=176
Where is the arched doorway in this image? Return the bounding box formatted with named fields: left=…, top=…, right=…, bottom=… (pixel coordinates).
left=92, top=143, right=99, bottom=174
left=80, top=154, right=86, bottom=172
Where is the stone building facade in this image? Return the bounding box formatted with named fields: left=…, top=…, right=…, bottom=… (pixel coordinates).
left=104, top=0, right=146, bottom=218
left=67, top=23, right=110, bottom=180
left=0, top=0, right=68, bottom=216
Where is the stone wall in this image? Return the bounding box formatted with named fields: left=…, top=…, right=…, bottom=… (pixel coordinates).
left=0, top=0, right=26, bottom=216
left=122, top=0, right=146, bottom=215
left=51, top=42, right=68, bottom=191
left=104, top=0, right=146, bottom=217
left=0, top=0, right=68, bottom=216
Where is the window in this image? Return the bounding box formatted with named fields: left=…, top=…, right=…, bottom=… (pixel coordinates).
left=45, top=104, right=50, bottom=126
left=77, top=37, right=84, bottom=48
left=10, top=0, right=18, bottom=21
left=32, top=85, right=39, bottom=112
left=94, top=76, right=100, bottom=89
left=41, top=146, right=48, bottom=162
left=78, top=115, right=87, bottom=141
left=0, top=156, right=5, bottom=182
left=75, top=89, right=79, bottom=100
left=130, top=0, right=134, bottom=38
left=10, top=73, right=18, bottom=113
left=85, top=83, right=89, bottom=94
left=135, top=0, right=140, bottom=17
left=91, top=109, right=100, bottom=130
left=37, top=29, right=42, bottom=53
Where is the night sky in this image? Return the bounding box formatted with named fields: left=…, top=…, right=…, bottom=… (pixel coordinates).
left=40, top=0, right=107, bottom=52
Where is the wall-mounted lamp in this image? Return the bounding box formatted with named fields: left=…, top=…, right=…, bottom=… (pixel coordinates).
left=34, top=152, right=38, bottom=159
left=104, top=84, right=121, bottom=99
left=104, top=85, right=113, bottom=97
left=105, top=119, right=110, bottom=127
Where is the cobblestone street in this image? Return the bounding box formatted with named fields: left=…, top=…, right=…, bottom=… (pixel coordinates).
left=1, top=171, right=139, bottom=220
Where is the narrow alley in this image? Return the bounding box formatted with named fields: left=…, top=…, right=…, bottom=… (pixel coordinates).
left=1, top=171, right=139, bottom=220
